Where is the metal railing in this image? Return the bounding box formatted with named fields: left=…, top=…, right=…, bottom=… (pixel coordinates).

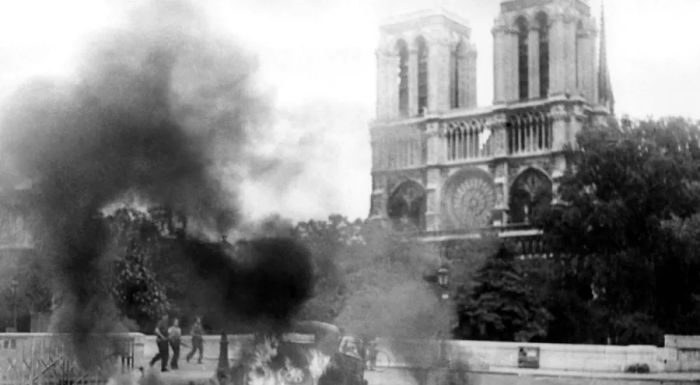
left=0, top=333, right=142, bottom=385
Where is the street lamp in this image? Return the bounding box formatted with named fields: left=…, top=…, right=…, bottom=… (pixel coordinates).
left=437, top=266, right=449, bottom=300
left=10, top=279, right=18, bottom=332
left=436, top=265, right=451, bottom=368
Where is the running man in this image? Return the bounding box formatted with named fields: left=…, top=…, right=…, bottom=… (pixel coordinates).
left=149, top=314, right=170, bottom=372
left=186, top=316, right=204, bottom=364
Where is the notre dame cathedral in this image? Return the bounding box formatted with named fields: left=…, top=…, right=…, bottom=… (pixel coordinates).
left=369, top=0, right=614, bottom=244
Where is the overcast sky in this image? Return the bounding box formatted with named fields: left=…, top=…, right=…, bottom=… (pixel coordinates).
left=0, top=0, right=698, bottom=222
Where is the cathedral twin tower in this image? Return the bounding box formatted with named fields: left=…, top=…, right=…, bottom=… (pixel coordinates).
left=369, top=0, right=614, bottom=240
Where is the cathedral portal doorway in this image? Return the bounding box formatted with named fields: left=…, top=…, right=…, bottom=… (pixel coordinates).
left=387, top=180, right=425, bottom=231
left=509, top=168, right=553, bottom=225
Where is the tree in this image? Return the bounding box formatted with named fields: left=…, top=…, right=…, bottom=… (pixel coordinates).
left=295, top=215, right=358, bottom=322
left=538, top=118, right=700, bottom=344
left=455, top=245, right=550, bottom=342
left=294, top=216, right=453, bottom=339
left=105, top=208, right=172, bottom=331
left=334, top=220, right=452, bottom=339
left=0, top=249, right=52, bottom=331
left=336, top=222, right=454, bottom=338
left=112, top=251, right=170, bottom=330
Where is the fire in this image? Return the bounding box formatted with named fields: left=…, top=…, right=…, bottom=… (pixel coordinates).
left=307, top=349, right=331, bottom=382
left=244, top=335, right=332, bottom=385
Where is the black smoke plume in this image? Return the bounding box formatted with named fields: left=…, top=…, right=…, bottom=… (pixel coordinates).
left=0, top=0, right=274, bottom=368
left=175, top=237, right=314, bottom=332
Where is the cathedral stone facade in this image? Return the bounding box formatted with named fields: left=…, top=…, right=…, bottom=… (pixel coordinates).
left=369, top=0, right=614, bottom=240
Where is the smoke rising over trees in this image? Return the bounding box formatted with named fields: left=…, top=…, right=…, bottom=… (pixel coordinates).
left=295, top=217, right=456, bottom=339
left=0, top=0, right=299, bottom=367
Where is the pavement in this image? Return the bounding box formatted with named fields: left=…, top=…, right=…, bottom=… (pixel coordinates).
left=117, top=357, right=700, bottom=385
left=365, top=367, right=700, bottom=385
left=110, top=356, right=217, bottom=385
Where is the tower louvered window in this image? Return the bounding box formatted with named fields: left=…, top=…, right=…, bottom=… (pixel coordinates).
left=537, top=12, right=550, bottom=98
left=450, top=41, right=464, bottom=109
left=517, top=17, right=529, bottom=100
left=416, top=37, right=428, bottom=114
left=397, top=40, right=409, bottom=116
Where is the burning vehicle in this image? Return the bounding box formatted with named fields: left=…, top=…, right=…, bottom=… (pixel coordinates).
left=223, top=321, right=366, bottom=385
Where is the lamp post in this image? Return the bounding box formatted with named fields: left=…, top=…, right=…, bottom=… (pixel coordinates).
left=217, top=330, right=230, bottom=385
left=435, top=265, right=451, bottom=375
left=10, top=279, right=18, bottom=332
left=437, top=266, right=449, bottom=300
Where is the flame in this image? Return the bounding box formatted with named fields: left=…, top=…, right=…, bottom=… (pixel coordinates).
left=244, top=336, right=332, bottom=385
left=247, top=337, right=279, bottom=385
left=307, top=349, right=331, bottom=382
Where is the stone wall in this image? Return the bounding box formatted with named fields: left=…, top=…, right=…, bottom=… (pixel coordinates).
left=664, top=335, right=700, bottom=372
left=6, top=332, right=700, bottom=380
left=143, top=335, right=679, bottom=374
left=374, top=338, right=667, bottom=373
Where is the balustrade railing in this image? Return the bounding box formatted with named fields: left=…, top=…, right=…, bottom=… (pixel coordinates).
left=506, top=110, right=553, bottom=155
left=0, top=333, right=143, bottom=385
left=445, top=118, right=491, bottom=161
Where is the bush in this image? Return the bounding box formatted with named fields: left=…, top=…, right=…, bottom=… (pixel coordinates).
left=625, top=363, right=650, bottom=373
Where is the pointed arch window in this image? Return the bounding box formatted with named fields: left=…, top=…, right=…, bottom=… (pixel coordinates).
left=575, top=20, right=583, bottom=89
left=397, top=40, right=409, bottom=117
left=509, top=168, right=552, bottom=224
left=450, top=40, right=466, bottom=109
left=536, top=12, right=550, bottom=98
left=416, top=36, right=428, bottom=114
left=387, top=181, right=426, bottom=231
left=517, top=17, right=529, bottom=101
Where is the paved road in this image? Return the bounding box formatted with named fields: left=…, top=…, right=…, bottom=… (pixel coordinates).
left=118, top=358, right=700, bottom=385
left=121, top=368, right=700, bottom=385
left=111, top=355, right=217, bottom=385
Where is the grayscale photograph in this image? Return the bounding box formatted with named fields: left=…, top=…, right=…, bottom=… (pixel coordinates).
left=0, top=0, right=698, bottom=384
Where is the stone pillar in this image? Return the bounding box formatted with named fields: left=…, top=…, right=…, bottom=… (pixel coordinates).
left=369, top=191, right=387, bottom=219
left=429, top=38, right=451, bottom=113
left=376, top=50, right=399, bottom=120
left=375, top=51, right=386, bottom=120
left=492, top=161, right=509, bottom=226
left=579, top=23, right=597, bottom=103
left=492, top=21, right=507, bottom=104
left=369, top=174, right=388, bottom=218
left=570, top=102, right=587, bottom=146
left=489, top=113, right=508, bottom=158
left=549, top=15, right=566, bottom=96
left=425, top=168, right=442, bottom=232
left=492, top=111, right=510, bottom=225
left=550, top=103, right=569, bottom=151
left=551, top=153, right=567, bottom=205
left=563, top=17, right=577, bottom=93
left=505, top=29, right=519, bottom=102
left=468, top=45, right=478, bottom=108
left=370, top=141, right=379, bottom=171
left=461, top=44, right=478, bottom=108
left=528, top=27, right=540, bottom=99
left=425, top=121, right=444, bottom=166
left=575, top=33, right=583, bottom=96
left=131, top=333, right=146, bottom=370
left=425, top=121, right=443, bottom=232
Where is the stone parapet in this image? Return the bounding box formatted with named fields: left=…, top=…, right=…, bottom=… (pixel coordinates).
left=371, top=338, right=667, bottom=373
